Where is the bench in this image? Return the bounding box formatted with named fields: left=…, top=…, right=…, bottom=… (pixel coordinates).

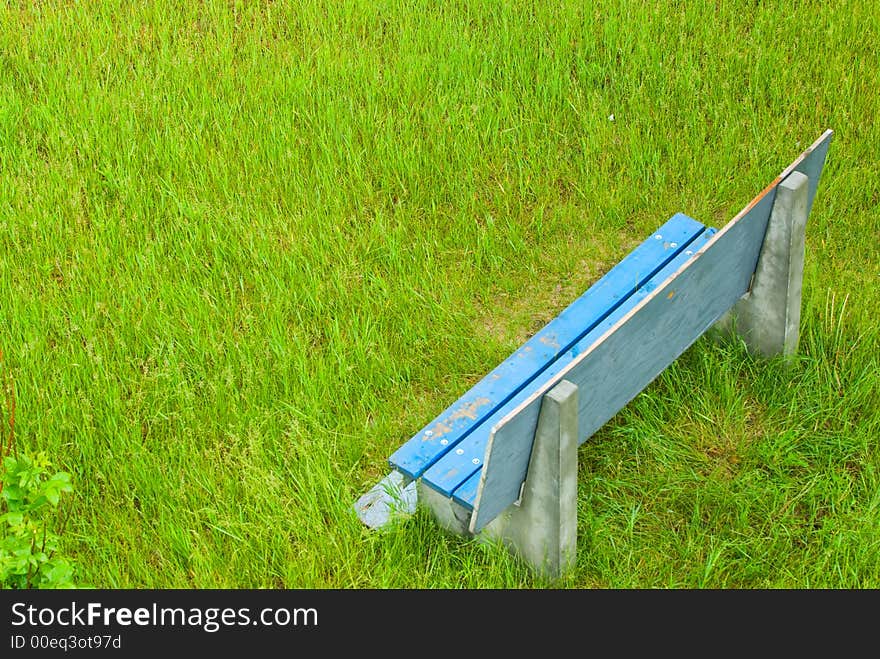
left=355, top=130, right=833, bottom=578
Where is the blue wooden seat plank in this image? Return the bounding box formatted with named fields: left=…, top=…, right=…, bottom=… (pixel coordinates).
left=422, top=226, right=716, bottom=502
left=388, top=213, right=707, bottom=481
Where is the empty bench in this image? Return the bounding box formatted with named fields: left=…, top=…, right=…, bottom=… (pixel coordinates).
left=356, top=130, right=833, bottom=578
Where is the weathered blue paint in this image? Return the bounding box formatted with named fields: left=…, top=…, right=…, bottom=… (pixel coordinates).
left=421, top=229, right=716, bottom=503
left=388, top=213, right=706, bottom=481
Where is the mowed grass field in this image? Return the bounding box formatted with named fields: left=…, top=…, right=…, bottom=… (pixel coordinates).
left=1, top=1, right=878, bottom=588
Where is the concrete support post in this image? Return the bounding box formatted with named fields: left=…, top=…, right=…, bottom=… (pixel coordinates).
left=417, top=481, right=472, bottom=535
left=417, top=380, right=579, bottom=579
left=480, top=379, right=578, bottom=579
left=716, top=170, right=810, bottom=359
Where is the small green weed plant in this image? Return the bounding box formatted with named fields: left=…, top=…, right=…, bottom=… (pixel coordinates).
left=0, top=351, right=77, bottom=589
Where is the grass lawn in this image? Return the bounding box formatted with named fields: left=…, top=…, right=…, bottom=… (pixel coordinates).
left=1, top=0, right=877, bottom=588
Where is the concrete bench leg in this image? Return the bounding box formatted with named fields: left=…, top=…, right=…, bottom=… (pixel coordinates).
left=716, top=170, right=810, bottom=359
left=480, top=379, right=578, bottom=578
left=418, top=380, right=579, bottom=579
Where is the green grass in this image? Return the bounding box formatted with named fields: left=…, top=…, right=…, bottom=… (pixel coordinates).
left=0, top=0, right=877, bottom=588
